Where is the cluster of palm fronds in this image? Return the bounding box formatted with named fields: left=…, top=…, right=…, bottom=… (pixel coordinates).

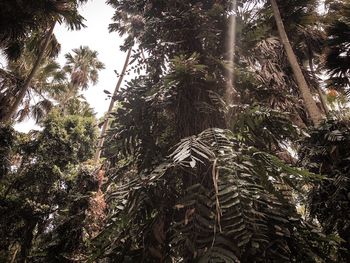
left=0, top=0, right=87, bottom=60
left=0, top=69, right=22, bottom=121
left=1, top=45, right=103, bottom=123
left=324, top=0, right=350, bottom=93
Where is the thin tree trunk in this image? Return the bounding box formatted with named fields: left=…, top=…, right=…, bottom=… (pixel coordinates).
left=1, top=21, right=56, bottom=124
left=269, top=0, right=323, bottom=126
left=225, top=0, right=237, bottom=107
left=94, top=48, right=132, bottom=163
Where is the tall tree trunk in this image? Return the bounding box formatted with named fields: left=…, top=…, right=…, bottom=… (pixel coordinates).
left=269, top=0, right=323, bottom=126
left=94, top=47, right=132, bottom=163
left=1, top=21, right=56, bottom=124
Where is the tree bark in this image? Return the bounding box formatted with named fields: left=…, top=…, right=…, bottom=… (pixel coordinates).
left=269, top=0, right=323, bottom=126
left=1, top=21, right=56, bottom=124
left=94, top=47, right=132, bottom=163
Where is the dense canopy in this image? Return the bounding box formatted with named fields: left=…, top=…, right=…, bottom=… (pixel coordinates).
left=0, top=0, right=349, bottom=262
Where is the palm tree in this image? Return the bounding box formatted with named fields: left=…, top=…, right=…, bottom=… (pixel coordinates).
left=1, top=24, right=57, bottom=124
left=0, top=0, right=88, bottom=124
left=94, top=1, right=148, bottom=162
left=57, top=46, right=105, bottom=112
left=1, top=30, right=66, bottom=123
left=269, top=0, right=323, bottom=126
left=14, top=59, right=67, bottom=123
left=1, top=45, right=103, bottom=122
left=0, top=0, right=88, bottom=59
left=64, top=46, right=105, bottom=90
left=0, top=69, right=20, bottom=122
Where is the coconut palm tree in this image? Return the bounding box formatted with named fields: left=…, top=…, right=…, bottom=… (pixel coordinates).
left=1, top=25, right=57, bottom=124
left=93, top=3, right=148, bottom=163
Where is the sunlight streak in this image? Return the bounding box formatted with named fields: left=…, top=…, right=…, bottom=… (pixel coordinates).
left=225, top=0, right=237, bottom=107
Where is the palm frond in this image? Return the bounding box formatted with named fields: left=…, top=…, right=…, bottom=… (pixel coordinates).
left=92, top=128, right=333, bottom=262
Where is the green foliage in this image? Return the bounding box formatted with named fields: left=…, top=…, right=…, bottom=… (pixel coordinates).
left=229, top=105, right=300, bottom=152
left=1, top=0, right=349, bottom=262
left=37, top=112, right=97, bottom=165
left=0, top=125, right=15, bottom=178
left=92, top=128, right=333, bottom=262
left=166, top=53, right=208, bottom=82
left=324, top=0, right=350, bottom=93
left=94, top=1, right=344, bottom=262
left=299, top=119, right=350, bottom=261
left=0, top=113, right=97, bottom=261
left=39, top=167, right=101, bottom=263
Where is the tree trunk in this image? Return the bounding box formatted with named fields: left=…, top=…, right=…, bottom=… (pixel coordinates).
left=225, top=0, right=237, bottom=108
left=94, top=47, right=132, bottom=163
left=1, top=21, right=56, bottom=124
left=269, top=0, right=323, bottom=126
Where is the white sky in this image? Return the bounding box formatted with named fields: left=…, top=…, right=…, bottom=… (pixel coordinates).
left=15, top=0, right=129, bottom=132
